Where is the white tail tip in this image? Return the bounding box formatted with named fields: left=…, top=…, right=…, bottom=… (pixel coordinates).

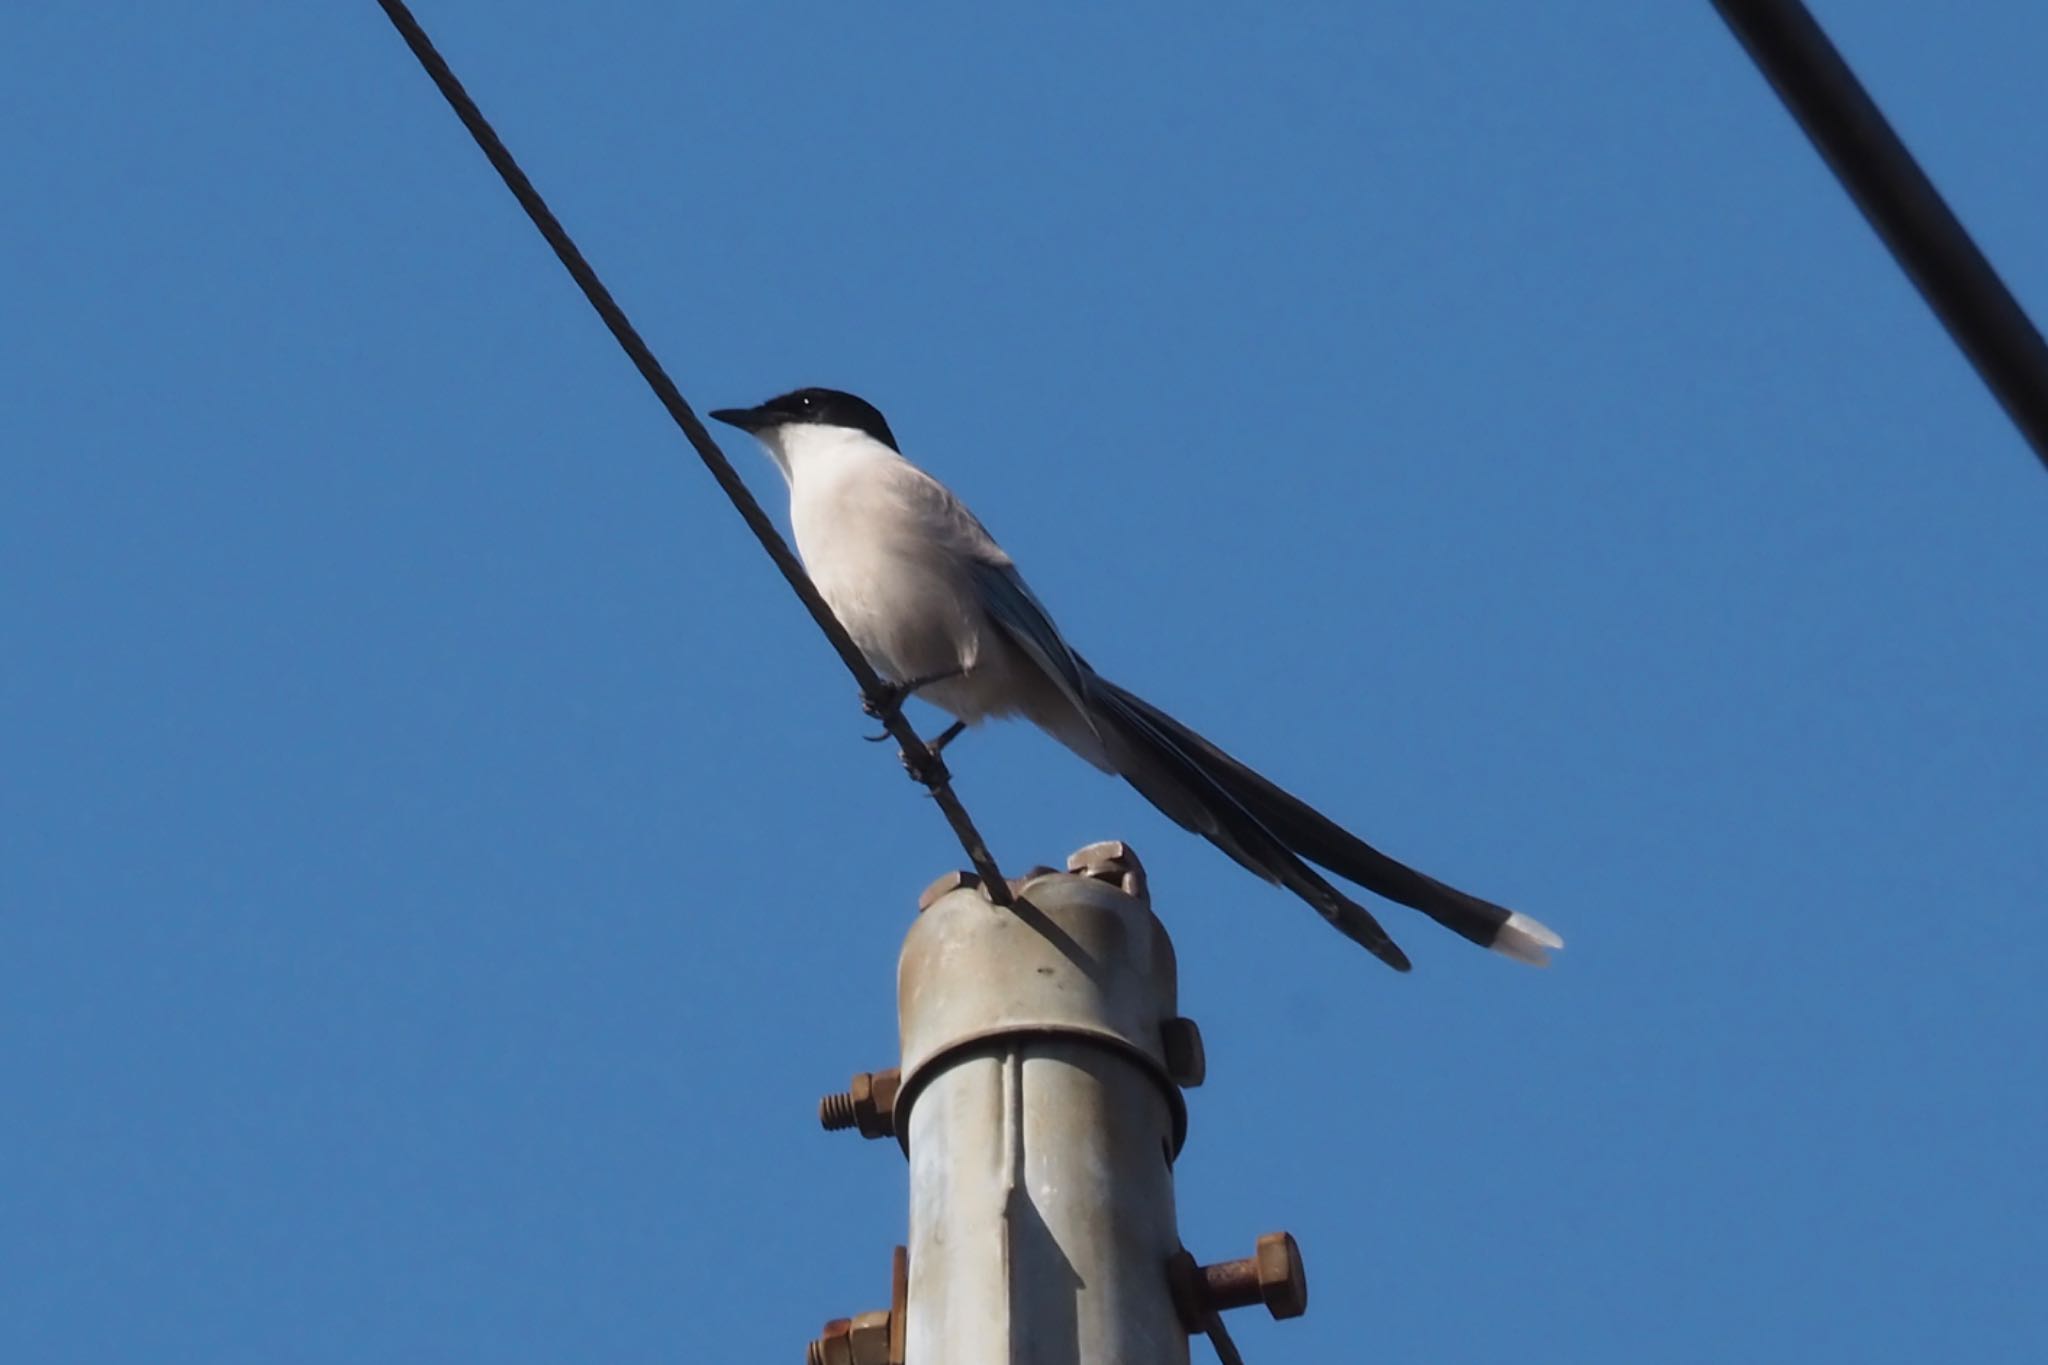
left=1491, top=911, right=1564, bottom=967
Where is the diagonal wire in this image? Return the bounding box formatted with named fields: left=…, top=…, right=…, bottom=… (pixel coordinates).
left=1712, top=0, right=2048, bottom=473
left=373, top=0, right=1011, bottom=902
left=1198, top=1308, right=1248, bottom=1365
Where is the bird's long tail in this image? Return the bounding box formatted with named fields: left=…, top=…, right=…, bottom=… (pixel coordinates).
left=1089, top=677, right=1561, bottom=969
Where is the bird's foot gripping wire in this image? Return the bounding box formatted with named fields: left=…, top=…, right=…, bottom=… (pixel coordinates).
left=860, top=667, right=965, bottom=740
left=892, top=722, right=968, bottom=790
left=898, top=743, right=952, bottom=789
left=868, top=718, right=966, bottom=760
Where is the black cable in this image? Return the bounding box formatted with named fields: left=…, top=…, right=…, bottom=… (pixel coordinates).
left=372, top=0, right=1012, bottom=901
left=1199, top=1308, right=1248, bottom=1365
left=1713, top=0, right=2048, bottom=473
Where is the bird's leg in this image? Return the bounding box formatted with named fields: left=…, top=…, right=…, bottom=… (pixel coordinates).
left=866, top=715, right=969, bottom=756
left=860, top=666, right=966, bottom=740
left=895, top=720, right=970, bottom=789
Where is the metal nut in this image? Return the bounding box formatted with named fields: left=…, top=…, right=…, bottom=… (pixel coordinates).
left=818, top=1068, right=901, bottom=1139
left=846, top=1309, right=894, bottom=1365
left=807, top=1318, right=853, bottom=1365
left=1248, top=1232, right=1308, bottom=1319
left=1066, top=840, right=1148, bottom=901
left=807, top=1249, right=907, bottom=1365
left=1160, top=1016, right=1206, bottom=1088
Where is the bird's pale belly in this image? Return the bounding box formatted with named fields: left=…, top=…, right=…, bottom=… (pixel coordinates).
left=792, top=455, right=1043, bottom=729
left=807, top=555, right=991, bottom=713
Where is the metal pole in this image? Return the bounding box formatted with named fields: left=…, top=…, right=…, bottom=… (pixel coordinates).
left=897, top=845, right=1194, bottom=1365
left=809, top=841, right=1309, bottom=1365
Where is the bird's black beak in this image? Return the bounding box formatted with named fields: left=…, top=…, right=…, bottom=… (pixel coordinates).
left=709, top=405, right=768, bottom=433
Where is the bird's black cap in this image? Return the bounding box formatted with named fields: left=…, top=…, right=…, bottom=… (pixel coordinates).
left=709, top=388, right=899, bottom=452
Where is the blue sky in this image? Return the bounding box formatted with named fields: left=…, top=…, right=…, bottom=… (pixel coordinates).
left=5, top=3, right=2045, bottom=1361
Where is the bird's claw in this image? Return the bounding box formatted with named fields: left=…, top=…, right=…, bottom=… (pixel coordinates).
left=899, top=746, right=950, bottom=787
left=860, top=683, right=907, bottom=723
left=862, top=683, right=908, bottom=743
left=861, top=667, right=967, bottom=742
left=860, top=667, right=965, bottom=722
left=863, top=672, right=969, bottom=764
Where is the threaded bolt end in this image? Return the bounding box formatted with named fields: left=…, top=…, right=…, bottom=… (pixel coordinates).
left=819, top=1092, right=857, bottom=1130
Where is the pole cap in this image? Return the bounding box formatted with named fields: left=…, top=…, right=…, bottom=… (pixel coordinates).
left=896, top=844, right=1188, bottom=1157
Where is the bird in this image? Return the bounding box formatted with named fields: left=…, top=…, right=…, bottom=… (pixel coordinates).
left=710, top=387, right=1561, bottom=972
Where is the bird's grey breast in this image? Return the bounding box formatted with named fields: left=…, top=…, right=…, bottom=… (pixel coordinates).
left=791, top=456, right=995, bottom=685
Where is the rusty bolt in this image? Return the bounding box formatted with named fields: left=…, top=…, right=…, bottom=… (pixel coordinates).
left=808, top=1249, right=906, bottom=1365
left=818, top=1068, right=901, bottom=1139
left=807, top=1249, right=906, bottom=1365
left=846, top=1309, right=894, bottom=1365
left=806, top=1310, right=896, bottom=1365
left=1170, top=1232, right=1309, bottom=1328
left=1201, top=1232, right=1308, bottom=1320
left=1066, top=840, right=1148, bottom=901
left=1160, top=1016, right=1206, bottom=1088
left=917, top=870, right=980, bottom=912
left=807, top=1318, right=853, bottom=1365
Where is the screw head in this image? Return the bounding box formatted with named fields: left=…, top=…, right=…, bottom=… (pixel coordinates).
left=1254, top=1232, right=1308, bottom=1319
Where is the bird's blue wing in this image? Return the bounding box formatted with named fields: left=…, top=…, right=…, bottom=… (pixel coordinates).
left=968, top=558, right=1099, bottom=727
